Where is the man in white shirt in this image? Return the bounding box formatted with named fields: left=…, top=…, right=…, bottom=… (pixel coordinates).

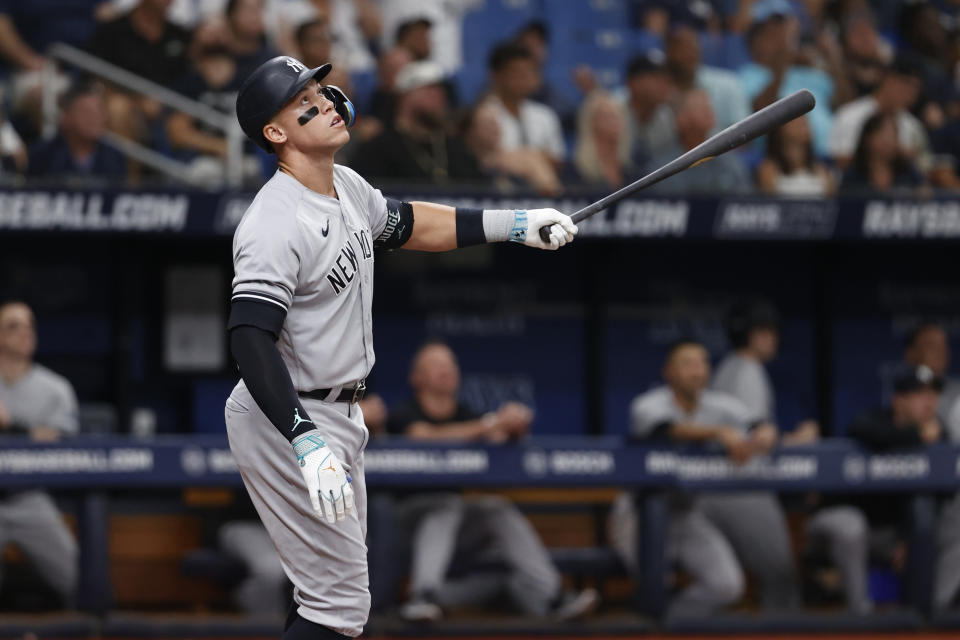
left=484, top=41, right=565, bottom=164
left=829, top=53, right=931, bottom=171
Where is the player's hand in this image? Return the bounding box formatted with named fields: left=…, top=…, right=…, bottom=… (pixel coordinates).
left=496, top=402, right=533, bottom=438
left=516, top=209, right=578, bottom=250
left=292, top=430, right=355, bottom=524
left=920, top=419, right=942, bottom=444
left=717, top=427, right=753, bottom=465
left=749, top=423, right=778, bottom=454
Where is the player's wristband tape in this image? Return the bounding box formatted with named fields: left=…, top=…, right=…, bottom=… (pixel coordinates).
left=292, top=433, right=327, bottom=461
left=455, top=207, right=486, bottom=247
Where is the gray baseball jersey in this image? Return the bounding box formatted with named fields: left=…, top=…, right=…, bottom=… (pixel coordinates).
left=226, top=166, right=394, bottom=637
left=230, top=166, right=391, bottom=391
left=630, top=385, right=756, bottom=439
left=711, top=353, right=775, bottom=423
left=0, top=364, right=78, bottom=434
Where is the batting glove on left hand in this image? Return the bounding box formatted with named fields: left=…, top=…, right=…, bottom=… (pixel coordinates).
left=514, top=208, right=578, bottom=250
left=292, top=430, right=354, bottom=524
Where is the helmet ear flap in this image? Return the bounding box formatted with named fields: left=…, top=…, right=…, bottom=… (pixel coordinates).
left=322, top=85, right=356, bottom=127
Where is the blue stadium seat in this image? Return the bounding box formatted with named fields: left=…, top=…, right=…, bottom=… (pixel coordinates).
left=349, top=70, right=377, bottom=116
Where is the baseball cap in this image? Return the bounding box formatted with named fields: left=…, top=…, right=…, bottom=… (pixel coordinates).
left=888, top=52, right=925, bottom=80
left=627, top=49, right=667, bottom=77
left=751, top=0, right=793, bottom=23
left=893, top=365, right=944, bottom=394
left=395, top=60, right=446, bottom=93
left=236, top=56, right=333, bottom=151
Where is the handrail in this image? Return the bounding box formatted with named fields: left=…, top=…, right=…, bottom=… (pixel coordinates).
left=42, top=43, right=245, bottom=187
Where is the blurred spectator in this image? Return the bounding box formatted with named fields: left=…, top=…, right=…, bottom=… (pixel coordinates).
left=88, top=0, right=193, bottom=146
left=712, top=300, right=871, bottom=613
left=841, top=10, right=892, bottom=98
left=573, top=92, right=630, bottom=189
left=394, top=16, right=432, bottom=62
left=462, top=101, right=561, bottom=195
left=839, top=112, right=924, bottom=195
left=484, top=42, right=565, bottom=165
left=379, top=0, right=480, bottom=74
left=357, top=393, right=387, bottom=437
left=0, top=94, right=27, bottom=174
left=27, top=82, right=126, bottom=182
left=167, top=46, right=264, bottom=185
left=350, top=61, right=482, bottom=185
left=739, top=1, right=835, bottom=157
left=386, top=341, right=598, bottom=621
left=618, top=49, right=675, bottom=171
left=369, top=47, right=412, bottom=125
left=905, top=322, right=960, bottom=442
left=756, top=116, right=835, bottom=196
left=665, top=24, right=750, bottom=133
left=829, top=54, right=931, bottom=171
left=513, top=20, right=579, bottom=133
left=0, top=300, right=79, bottom=607
left=929, top=86, right=960, bottom=189
left=88, top=0, right=192, bottom=88
left=195, top=0, right=279, bottom=80
left=615, top=338, right=800, bottom=612
left=898, top=1, right=951, bottom=85
left=642, top=89, right=750, bottom=194
left=0, top=0, right=103, bottom=134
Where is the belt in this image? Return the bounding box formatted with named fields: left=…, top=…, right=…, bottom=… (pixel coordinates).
left=298, top=379, right=366, bottom=404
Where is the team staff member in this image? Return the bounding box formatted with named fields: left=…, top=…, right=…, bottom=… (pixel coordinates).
left=225, top=56, right=577, bottom=640
left=611, top=339, right=748, bottom=618
left=0, top=301, right=79, bottom=607
left=713, top=300, right=871, bottom=614
left=386, top=341, right=598, bottom=622
left=619, top=339, right=801, bottom=612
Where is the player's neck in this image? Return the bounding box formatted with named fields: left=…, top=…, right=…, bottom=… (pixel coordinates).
left=0, top=354, right=31, bottom=385
left=278, top=157, right=337, bottom=198
left=416, top=390, right=458, bottom=419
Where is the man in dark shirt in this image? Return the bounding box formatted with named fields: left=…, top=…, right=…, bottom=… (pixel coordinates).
left=88, top=0, right=192, bottom=145
left=845, top=365, right=943, bottom=587
left=28, top=82, right=126, bottom=182
left=387, top=341, right=597, bottom=622
left=850, top=365, right=943, bottom=451
left=350, top=60, right=482, bottom=185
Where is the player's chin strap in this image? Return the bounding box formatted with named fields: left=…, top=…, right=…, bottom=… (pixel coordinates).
left=321, top=85, right=356, bottom=127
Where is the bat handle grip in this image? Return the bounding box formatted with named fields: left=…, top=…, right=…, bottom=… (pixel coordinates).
left=538, top=225, right=554, bottom=244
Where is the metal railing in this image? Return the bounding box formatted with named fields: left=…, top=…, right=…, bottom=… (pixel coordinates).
left=41, top=43, right=246, bottom=187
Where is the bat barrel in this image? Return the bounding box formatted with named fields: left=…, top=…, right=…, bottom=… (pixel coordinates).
left=538, top=89, right=816, bottom=241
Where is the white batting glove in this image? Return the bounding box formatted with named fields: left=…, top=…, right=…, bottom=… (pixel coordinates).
left=292, top=431, right=354, bottom=524
left=513, top=208, right=578, bottom=250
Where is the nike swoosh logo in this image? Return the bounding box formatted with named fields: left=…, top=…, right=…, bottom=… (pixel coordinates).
left=321, top=220, right=330, bottom=237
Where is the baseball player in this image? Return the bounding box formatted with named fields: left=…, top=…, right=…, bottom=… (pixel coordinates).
left=713, top=299, right=871, bottom=614
left=225, top=56, right=577, bottom=640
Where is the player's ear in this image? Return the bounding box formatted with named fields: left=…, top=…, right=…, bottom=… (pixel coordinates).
left=263, top=121, right=286, bottom=147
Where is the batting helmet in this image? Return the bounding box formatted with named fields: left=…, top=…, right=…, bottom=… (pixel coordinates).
left=235, top=56, right=355, bottom=153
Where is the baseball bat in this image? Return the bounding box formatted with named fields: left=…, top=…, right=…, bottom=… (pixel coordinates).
left=539, top=88, right=816, bottom=242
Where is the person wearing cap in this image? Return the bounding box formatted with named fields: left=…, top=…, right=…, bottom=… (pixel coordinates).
left=665, top=24, right=750, bottom=135
left=616, top=49, right=676, bottom=169
left=903, top=322, right=960, bottom=442
left=829, top=53, right=932, bottom=171
left=713, top=299, right=872, bottom=614
left=226, top=55, right=577, bottom=639
left=349, top=60, right=482, bottom=184
left=844, top=365, right=943, bottom=588
left=738, top=0, right=836, bottom=158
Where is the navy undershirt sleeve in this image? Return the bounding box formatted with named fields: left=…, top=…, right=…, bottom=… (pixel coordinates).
left=230, top=324, right=313, bottom=443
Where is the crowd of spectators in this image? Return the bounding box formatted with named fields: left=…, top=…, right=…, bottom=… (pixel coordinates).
left=0, top=0, right=958, bottom=195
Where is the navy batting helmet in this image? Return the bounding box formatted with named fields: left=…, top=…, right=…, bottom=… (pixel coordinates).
left=235, top=56, right=355, bottom=153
